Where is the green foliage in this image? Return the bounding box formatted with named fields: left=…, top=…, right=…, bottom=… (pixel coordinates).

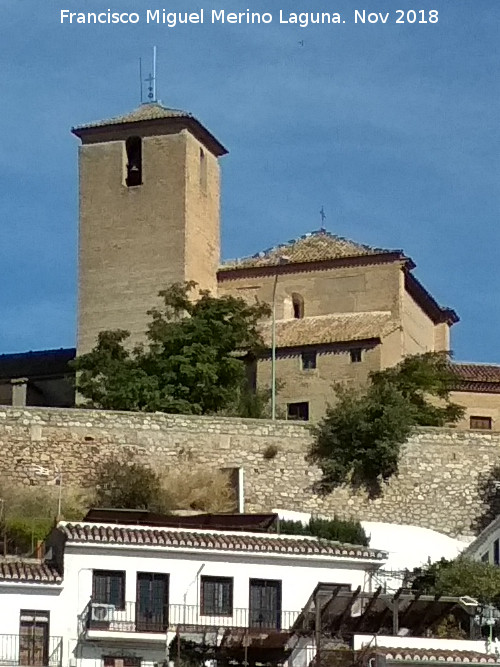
left=308, top=352, right=465, bottom=495
left=0, top=482, right=88, bottom=556
left=277, top=516, right=369, bottom=546
left=2, top=518, right=53, bottom=555
left=370, top=352, right=464, bottom=425
left=71, top=282, right=270, bottom=415
left=93, top=452, right=166, bottom=511
left=411, top=557, right=500, bottom=606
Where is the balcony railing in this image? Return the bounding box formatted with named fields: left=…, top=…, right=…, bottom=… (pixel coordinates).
left=0, top=634, right=62, bottom=667
left=82, top=601, right=300, bottom=635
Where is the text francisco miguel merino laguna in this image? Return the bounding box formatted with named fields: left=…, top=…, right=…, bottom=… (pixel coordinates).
left=61, top=8, right=440, bottom=26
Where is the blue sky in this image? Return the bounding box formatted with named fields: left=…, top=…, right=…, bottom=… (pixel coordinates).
left=1, top=0, right=498, bottom=361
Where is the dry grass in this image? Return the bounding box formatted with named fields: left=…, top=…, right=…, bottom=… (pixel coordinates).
left=0, top=481, right=90, bottom=522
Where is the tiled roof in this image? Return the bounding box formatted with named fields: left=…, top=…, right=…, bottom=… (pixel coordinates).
left=0, top=560, right=62, bottom=584
left=221, top=229, right=399, bottom=270
left=58, top=523, right=387, bottom=561
left=260, top=312, right=398, bottom=348
left=451, top=363, right=500, bottom=394
left=72, top=102, right=192, bottom=131
left=370, top=648, right=500, bottom=664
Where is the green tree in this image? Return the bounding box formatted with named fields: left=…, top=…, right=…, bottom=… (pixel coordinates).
left=71, top=282, right=270, bottom=415
left=308, top=352, right=464, bottom=494
left=411, top=557, right=500, bottom=606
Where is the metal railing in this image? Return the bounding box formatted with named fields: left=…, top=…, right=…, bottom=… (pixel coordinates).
left=0, top=634, right=62, bottom=667
left=83, top=601, right=300, bottom=634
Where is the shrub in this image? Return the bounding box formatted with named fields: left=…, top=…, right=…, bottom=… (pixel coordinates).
left=277, top=516, right=369, bottom=546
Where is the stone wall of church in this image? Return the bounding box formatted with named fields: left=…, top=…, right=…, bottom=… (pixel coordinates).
left=1, top=405, right=500, bottom=538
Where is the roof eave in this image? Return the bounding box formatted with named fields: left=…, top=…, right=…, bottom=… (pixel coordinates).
left=71, top=116, right=228, bottom=157
left=404, top=270, right=459, bottom=325
left=218, top=252, right=409, bottom=281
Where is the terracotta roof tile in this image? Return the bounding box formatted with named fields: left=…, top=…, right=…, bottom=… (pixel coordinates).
left=221, top=230, right=397, bottom=270
left=452, top=363, right=500, bottom=394
left=58, top=523, right=386, bottom=561
left=72, top=102, right=191, bottom=131
left=0, top=560, right=62, bottom=584
left=260, top=312, right=398, bottom=348
left=371, top=648, right=500, bottom=664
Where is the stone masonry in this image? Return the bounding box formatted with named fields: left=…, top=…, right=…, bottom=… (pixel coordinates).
left=1, top=405, right=500, bottom=538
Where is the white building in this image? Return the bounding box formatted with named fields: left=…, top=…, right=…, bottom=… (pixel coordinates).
left=463, top=515, right=500, bottom=565
left=0, top=514, right=388, bottom=667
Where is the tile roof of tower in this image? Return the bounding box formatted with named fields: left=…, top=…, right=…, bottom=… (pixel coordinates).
left=220, top=229, right=401, bottom=269
left=72, top=102, right=192, bottom=131
left=72, top=102, right=228, bottom=156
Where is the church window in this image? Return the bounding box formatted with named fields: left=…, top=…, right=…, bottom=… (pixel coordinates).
left=125, top=136, right=142, bottom=187
left=200, top=147, right=207, bottom=192
left=292, top=293, right=304, bottom=319
left=287, top=402, right=309, bottom=421
left=470, top=416, right=492, bottom=430
left=350, top=348, right=362, bottom=363
left=301, top=351, right=317, bottom=370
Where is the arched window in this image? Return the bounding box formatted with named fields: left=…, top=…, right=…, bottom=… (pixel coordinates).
left=292, top=293, right=304, bottom=319
left=125, top=136, right=142, bottom=187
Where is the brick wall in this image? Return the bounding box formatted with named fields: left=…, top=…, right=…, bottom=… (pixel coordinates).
left=1, top=406, right=499, bottom=538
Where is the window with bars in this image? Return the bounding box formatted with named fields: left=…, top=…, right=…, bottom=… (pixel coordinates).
left=470, top=416, right=492, bottom=430
left=200, top=576, right=233, bottom=616
left=92, top=570, right=125, bottom=610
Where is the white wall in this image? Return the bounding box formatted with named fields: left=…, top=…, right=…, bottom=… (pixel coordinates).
left=275, top=509, right=470, bottom=571
left=63, top=543, right=375, bottom=620
left=0, top=534, right=383, bottom=667
left=0, top=584, right=63, bottom=636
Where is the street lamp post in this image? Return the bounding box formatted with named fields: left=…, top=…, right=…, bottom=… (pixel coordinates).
left=29, top=465, right=63, bottom=519
left=271, top=256, right=290, bottom=420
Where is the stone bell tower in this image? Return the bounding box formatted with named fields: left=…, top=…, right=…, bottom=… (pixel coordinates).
left=72, top=102, right=227, bottom=354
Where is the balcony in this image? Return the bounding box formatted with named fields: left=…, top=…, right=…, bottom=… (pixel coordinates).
left=80, top=601, right=300, bottom=642
left=0, top=634, right=62, bottom=667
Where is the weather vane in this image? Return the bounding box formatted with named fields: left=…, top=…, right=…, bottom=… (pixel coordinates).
left=139, top=46, right=158, bottom=104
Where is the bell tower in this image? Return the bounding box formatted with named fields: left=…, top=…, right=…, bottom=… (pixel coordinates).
left=72, top=103, right=227, bottom=354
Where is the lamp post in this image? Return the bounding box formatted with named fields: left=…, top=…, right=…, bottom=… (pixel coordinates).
left=271, top=256, right=290, bottom=420
left=29, top=465, right=63, bottom=519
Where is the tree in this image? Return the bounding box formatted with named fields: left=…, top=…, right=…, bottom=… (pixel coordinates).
left=72, top=282, right=270, bottom=415
left=308, top=352, right=464, bottom=495
left=411, top=557, right=500, bottom=606
left=93, top=452, right=165, bottom=511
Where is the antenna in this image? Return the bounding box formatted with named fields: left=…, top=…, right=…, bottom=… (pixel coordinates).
left=139, top=58, right=143, bottom=103
left=319, top=206, right=326, bottom=229
left=139, top=46, right=158, bottom=104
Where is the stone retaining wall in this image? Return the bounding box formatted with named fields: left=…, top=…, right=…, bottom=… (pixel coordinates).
left=1, top=406, right=500, bottom=537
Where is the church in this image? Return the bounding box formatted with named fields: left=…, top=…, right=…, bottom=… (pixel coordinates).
left=1, top=100, right=499, bottom=429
